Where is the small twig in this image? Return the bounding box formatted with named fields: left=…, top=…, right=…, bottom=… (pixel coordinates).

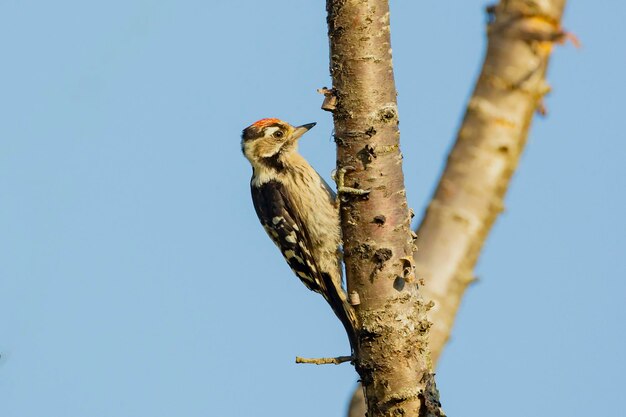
left=332, top=166, right=371, bottom=196
left=295, top=355, right=353, bottom=365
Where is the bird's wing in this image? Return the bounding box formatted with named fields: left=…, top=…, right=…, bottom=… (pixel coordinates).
left=251, top=179, right=358, bottom=347
left=251, top=180, right=325, bottom=293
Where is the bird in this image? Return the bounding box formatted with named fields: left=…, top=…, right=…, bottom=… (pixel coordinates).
left=241, top=118, right=357, bottom=349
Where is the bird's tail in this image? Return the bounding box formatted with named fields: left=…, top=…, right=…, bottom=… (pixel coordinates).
left=320, top=272, right=359, bottom=352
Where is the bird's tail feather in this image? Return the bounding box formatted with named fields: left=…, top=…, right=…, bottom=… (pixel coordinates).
left=320, top=272, right=358, bottom=352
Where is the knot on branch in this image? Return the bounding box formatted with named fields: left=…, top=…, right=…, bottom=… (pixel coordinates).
left=376, top=103, right=398, bottom=123
left=357, top=143, right=377, bottom=169
left=373, top=248, right=393, bottom=269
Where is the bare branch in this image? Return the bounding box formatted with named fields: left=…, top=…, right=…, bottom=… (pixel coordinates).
left=419, top=0, right=568, bottom=364
left=295, top=356, right=353, bottom=365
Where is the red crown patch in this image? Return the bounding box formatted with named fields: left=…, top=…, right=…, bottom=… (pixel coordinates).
left=251, top=118, right=281, bottom=129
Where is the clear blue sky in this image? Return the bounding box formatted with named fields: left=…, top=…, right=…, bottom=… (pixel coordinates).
left=1, top=1, right=624, bottom=416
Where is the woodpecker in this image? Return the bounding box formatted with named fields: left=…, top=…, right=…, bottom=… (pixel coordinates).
left=241, top=118, right=357, bottom=348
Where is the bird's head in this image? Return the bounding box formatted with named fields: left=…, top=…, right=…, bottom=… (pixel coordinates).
left=241, top=118, right=316, bottom=167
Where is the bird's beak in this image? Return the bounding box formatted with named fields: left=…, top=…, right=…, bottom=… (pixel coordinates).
left=291, top=122, right=316, bottom=141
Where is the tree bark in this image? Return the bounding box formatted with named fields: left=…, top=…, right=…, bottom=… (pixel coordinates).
left=327, top=1, right=444, bottom=416
left=348, top=0, right=568, bottom=415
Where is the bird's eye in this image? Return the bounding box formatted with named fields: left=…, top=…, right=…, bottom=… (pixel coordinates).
left=273, top=131, right=284, bottom=138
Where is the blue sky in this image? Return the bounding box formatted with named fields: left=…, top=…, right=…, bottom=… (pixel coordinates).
left=1, top=1, right=624, bottom=416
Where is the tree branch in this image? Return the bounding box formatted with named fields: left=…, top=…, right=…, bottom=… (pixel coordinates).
left=327, top=1, right=444, bottom=416
left=347, top=0, right=568, bottom=415
left=419, top=0, right=568, bottom=364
